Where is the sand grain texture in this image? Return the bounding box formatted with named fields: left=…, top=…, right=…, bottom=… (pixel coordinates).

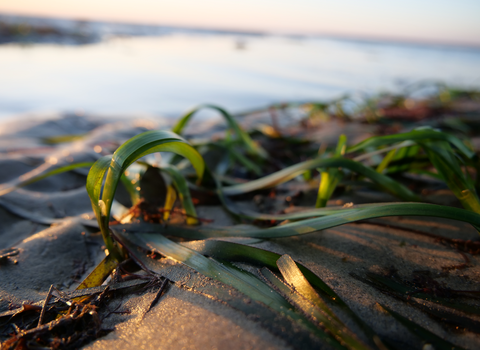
left=1, top=114, right=479, bottom=349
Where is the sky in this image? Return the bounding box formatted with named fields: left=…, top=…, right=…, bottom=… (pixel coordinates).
left=1, top=0, right=480, bottom=46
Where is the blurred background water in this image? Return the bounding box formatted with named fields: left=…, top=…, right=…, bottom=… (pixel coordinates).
left=1, top=14, right=479, bottom=122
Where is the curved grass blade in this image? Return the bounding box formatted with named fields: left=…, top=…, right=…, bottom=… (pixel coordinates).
left=351, top=130, right=480, bottom=209
left=222, top=157, right=419, bottom=201
left=219, top=192, right=356, bottom=221
left=421, top=141, right=480, bottom=214
left=179, top=238, right=389, bottom=348
left=384, top=145, right=421, bottom=175
left=119, top=202, right=480, bottom=240
left=171, top=104, right=268, bottom=158
left=115, top=232, right=331, bottom=348
left=86, top=131, right=205, bottom=260
left=347, top=129, right=475, bottom=159
left=120, top=232, right=292, bottom=307
left=379, top=304, right=466, bottom=350
left=261, top=267, right=372, bottom=350
left=216, top=173, right=380, bottom=222
left=0, top=162, right=93, bottom=197
left=181, top=239, right=338, bottom=299
left=111, top=131, right=205, bottom=179
left=115, top=230, right=345, bottom=348
left=86, top=155, right=121, bottom=259
left=353, top=141, right=415, bottom=163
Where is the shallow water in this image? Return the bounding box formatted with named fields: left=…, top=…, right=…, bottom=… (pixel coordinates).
left=0, top=33, right=479, bottom=121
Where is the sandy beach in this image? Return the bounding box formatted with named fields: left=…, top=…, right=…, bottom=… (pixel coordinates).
left=1, top=104, right=479, bottom=349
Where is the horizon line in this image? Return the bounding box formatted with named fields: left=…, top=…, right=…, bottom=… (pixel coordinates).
left=2, top=10, right=480, bottom=50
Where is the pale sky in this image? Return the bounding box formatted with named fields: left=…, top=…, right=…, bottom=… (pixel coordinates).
left=1, top=0, right=480, bottom=46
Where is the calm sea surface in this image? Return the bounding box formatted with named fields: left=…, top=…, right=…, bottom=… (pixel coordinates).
left=1, top=33, right=479, bottom=121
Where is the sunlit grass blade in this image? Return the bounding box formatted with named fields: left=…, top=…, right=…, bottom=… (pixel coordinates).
left=316, top=135, right=346, bottom=208
left=0, top=162, right=93, bottom=197
left=86, top=130, right=205, bottom=260
left=161, top=165, right=199, bottom=225
left=119, top=202, right=480, bottom=240
left=75, top=255, right=118, bottom=290
left=115, top=231, right=343, bottom=347
left=163, top=185, right=177, bottom=222
left=277, top=255, right=342, bottom=321
left=316, top=170, right=343, bottom=207
left=171, top=104, right=268, bottom=158
left=181, top=239, right=339, bottom=299
left=378, top=304, right=466, bottom=350
left=276, top=255, right=387, bottom=350
left=376, top=148, right=397, bottom=174
left=180, top=238, right=391, bottom=348
left=222, top=157, right=419, bottom=201
left=335, top=134, right=348, bottom=156
left=261, top=266, right=372, bottom=350
left=115, top=232, right=331, bottom=348
left=118, top=232, right=291, bottom=307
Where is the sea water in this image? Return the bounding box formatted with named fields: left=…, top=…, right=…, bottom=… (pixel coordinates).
left=0, top=32, right=479, bottom=121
